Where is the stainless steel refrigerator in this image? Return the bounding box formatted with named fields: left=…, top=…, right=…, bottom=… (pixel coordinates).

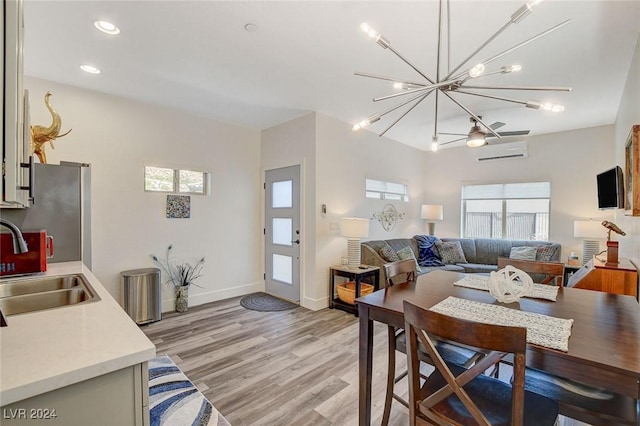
left=1, top=162, right=92, bottom=268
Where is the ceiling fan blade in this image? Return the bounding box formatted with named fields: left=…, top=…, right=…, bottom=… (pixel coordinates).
left=486, top=130, right=530, bottom=138
left=489, top=121, right=506, bottom=130
left=439, top=137, right=467, bottom=146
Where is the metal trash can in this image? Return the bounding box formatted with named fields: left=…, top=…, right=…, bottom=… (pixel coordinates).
left=120, top=267, right=162, bottom=324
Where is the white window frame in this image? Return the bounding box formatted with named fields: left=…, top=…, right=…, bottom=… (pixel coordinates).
left=461, top=182, right=551, bottom=240
left=365, top=178, right=409, bottom=202
left=144, top=166, right=209, bottom=195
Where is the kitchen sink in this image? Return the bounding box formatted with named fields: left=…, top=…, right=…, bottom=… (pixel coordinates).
left=0, top=274, right=100, bottom=316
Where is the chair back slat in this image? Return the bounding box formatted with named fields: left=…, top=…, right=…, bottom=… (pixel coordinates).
left=497, top=257, right=565, bottom=286
left=383, top=259, right=417, bottom=287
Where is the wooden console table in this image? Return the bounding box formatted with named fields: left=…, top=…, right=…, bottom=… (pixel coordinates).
left=567, top=256, right=638, bottom=300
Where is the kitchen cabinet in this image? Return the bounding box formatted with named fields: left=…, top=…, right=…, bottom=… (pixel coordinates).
left=1, top=363, right=149, bottom=426
left=2, top=0, right=32, bottom=208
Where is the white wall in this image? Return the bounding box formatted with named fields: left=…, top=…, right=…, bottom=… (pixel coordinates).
left=315, top=113, right=426, bottom=302
left=614, top=33, right=640, bottom=267
left=422, top=125, right=616, bottom=262
left=261, top=113, right=317, bottom=308
left=24, top=77, right=263, bottom=311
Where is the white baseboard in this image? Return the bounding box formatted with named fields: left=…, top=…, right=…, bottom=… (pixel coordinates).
left=161, top=281, right=263, bottom=312
left=301, top=295, right=330, bottom=311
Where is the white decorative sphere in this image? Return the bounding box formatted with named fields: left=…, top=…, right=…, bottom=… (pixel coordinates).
left=488, top=265, right=533, bottom=303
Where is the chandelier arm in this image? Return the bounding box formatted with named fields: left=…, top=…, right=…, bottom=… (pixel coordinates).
left=441, top=91, right=501, bottom=138
left=379, top=92, right=433, bottom=137
left=481, top=19, right=571, bottom=68
left=439, top=136, right=467, bottom=146
left=385, top=44, right=436, bottom=84
left=433, top=90, right=440, bottom=139
left=354, top=72, right=426, bottom=88
left=436, top=0, right=444, bottom=83
left=438, top=132, right=466, bottom=136
left=453, top=89, right=534, bottom=105
left=373, top=78, right=458, bottom=102
left=444, top=20, right=512, bottom=80
left=446, top=0, right=451, bottom=74
left=377, top=91, right=436, bottom=121
left=460, top=85, right=572, bottom=92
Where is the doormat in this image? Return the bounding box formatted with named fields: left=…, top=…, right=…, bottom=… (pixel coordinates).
left=239, top=292, right=298, bottom=312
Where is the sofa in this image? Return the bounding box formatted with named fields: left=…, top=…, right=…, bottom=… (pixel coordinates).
left=361, top=236, right=561, bottom=287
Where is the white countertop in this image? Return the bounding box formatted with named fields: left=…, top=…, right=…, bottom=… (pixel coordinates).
left=0, top=262, right=156, bottom=406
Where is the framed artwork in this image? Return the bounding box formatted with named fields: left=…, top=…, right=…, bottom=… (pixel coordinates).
left=166, top=195, right=191, bottom=218
left=624, top=125, right=640, bottom=216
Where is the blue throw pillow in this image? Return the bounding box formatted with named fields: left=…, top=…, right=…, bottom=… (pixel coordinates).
left=413, top=235, right=444, bottom=267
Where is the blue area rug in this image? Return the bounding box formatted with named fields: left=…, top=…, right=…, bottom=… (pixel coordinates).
left=149, top=355, right=231, bottom=426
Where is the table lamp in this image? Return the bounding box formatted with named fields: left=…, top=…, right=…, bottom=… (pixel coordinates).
left=573, top=220, right=605, bottom=265
left=340, top=217, right=369, bottom=268
left=421, top=204, right=443, bottom=236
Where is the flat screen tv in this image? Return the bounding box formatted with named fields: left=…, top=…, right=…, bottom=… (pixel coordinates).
left=597, top=166, right=624, bottom=209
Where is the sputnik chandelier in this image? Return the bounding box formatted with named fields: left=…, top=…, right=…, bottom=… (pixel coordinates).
left=352, top=0, right=572, bottom=151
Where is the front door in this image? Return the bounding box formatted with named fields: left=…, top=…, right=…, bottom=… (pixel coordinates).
left=264, top=165, right=301, bottom=302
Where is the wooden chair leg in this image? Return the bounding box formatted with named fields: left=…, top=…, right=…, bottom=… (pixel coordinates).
left=381, top=325, right=396, bottom=426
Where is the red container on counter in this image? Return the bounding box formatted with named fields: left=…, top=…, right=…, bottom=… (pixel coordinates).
left=0, top=231, right=53, bottom=277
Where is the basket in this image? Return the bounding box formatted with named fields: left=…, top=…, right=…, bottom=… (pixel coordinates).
left=336, top=281, right=374, bottom=305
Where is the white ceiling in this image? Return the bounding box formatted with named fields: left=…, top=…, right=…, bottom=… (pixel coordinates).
left=23, top=0, right=640, bottom=151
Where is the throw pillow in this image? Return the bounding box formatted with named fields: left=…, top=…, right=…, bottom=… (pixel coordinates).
left=536, top=245, right=558, bottom=262
left=509, top=246, right=537, bottom=261
left=435, top=241, right=467, bottom=265
left=396, top=246, right=422, bottom=273
left=379, top=243, right=401, bottom=262
left=413, top=235, right=444, bottom=267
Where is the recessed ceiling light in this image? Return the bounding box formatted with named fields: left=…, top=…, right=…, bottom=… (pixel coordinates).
left=80, top=65, right=101, bottom=74
left=244, top=23, right=257, bottom=32
left=94, top=20, right=120, bottom=35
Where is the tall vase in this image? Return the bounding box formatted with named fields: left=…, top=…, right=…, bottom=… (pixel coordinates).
left=175, top=285, right=189, bottom=313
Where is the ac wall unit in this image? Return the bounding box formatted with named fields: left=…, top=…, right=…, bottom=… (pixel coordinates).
left=475, top=141, right=528, bottom=162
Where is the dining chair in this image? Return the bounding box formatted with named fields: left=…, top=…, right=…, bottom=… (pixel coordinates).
left=497, top=257, right=565, bottom=286
left=403, top=300, right=560, bottom=426
left=381, top=260, right=483, bottom=425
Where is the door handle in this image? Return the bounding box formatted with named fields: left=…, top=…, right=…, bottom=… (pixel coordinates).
left=291, top=239, right=300, bottom=244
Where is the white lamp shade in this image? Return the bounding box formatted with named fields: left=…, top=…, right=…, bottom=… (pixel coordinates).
left=574, top=220, right=604, bottom=239
left=421, top=204, right=443, bottom=221
left=340, top=217, right=369, bottom=238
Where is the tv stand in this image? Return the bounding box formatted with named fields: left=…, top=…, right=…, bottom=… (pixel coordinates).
left=567, top=256, right=638, bottom=300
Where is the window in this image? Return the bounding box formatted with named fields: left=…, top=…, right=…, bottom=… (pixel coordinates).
left=462, top=182, right=550, bottom=240
left=145, top=166, right=208, bottom=194
left=366, top=178, right=409, bottom=202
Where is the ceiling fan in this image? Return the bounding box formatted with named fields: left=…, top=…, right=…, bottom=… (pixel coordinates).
left=438, top=116, right=530, bottom=148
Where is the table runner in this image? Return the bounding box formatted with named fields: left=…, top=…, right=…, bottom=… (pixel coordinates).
left=429, top=296, right=573, bottom=351
left=454, top=274, right=559, bottom=302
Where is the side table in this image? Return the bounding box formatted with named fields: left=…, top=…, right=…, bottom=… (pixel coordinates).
left=329, top=265, right=380, bottom=316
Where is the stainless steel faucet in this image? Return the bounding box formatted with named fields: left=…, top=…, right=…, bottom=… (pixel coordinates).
left=0, top=218, right=29, bottom=254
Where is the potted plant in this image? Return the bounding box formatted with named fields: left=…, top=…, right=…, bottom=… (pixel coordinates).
left=150, top=244, right=205, bottom=312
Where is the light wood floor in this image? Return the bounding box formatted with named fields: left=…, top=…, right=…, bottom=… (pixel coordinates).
left=141, top=296, right=590, bottom=426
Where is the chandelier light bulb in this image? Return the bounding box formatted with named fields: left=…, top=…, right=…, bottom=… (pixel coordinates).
left=501, top=64, right=522, bottom=73
left=469, top=63, right=486, bottom=78
left=431, top=137, right=439, bottom=152
left=352, top=113, right=381, bottom=131
left=393, top=82, right=405, bottom=90
left=360, top=22, right=378, bottom=39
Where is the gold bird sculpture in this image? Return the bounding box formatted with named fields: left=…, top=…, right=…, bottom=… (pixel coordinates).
left=601, top=220, right=626, bottom=240
left=31, top=92, right=72, bottom=163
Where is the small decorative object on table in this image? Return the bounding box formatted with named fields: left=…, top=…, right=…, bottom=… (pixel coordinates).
left=150, top=244, right=205, bottom=313
left=488, top=265, right=533, bottom=303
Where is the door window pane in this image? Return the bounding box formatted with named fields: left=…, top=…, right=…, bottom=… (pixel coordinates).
left=272, top=254, right=293, bottom=284
left=272, top=180, right=292, bottom=208
left=272, top=218, right=292, bottom=246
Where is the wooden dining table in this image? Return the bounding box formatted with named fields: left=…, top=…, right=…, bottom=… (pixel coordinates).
left=355, top=270, right=640, bottom=425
